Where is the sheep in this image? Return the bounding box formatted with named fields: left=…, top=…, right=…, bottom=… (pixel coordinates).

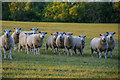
left=46, top=33, right=58, bottom=53
left=18, top=28, right=38, bottom=52
left=11, top=28, right=21, bottom=50
left=79, top=35, right=86, bottom=50
left=0, top=30, right=14, bottom=59
left=18, top=32, right=32, bottom=52
left=26, top=31, right=47, bottom=55
left=64, top=32, right=74, bottom=56
left=19, top=28, right=38, bottom=38
left=56, top=32, right=66, bottom=55
left=90, top=34, right=108, bottom=59
left=106, top=32, right=116, bottom=58
left=73, top=35, right=86, bottom=56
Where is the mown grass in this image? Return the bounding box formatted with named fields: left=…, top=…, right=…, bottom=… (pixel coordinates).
left=1, top=21, right=119, bottom=78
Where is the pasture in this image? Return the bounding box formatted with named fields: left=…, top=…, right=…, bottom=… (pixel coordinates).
left=0, top=21, right=119, bottom=78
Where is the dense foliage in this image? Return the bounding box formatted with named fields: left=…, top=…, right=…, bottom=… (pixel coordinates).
left=2, top=2, right=120, bottom=23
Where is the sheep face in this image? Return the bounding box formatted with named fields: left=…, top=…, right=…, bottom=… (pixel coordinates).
left=79, top=35, right=86, bottom=42
left=100, top=34, right=107, bottom=42
left=106, top=32, right=116, bottom=40
left=14, top=28, right=21, bottom=34
left=66, top=32, right=73, bottom=39
left=39, top=31, right=47, bottom=38
left=57, top=32, right=65, bottom=39
left=51, top=33, right=58, bottom=40
left=4, top=30, right=11, bottom=37
left=30, top=28, right=38, bottom=34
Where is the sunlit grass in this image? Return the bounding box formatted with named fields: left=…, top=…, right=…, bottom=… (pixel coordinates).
left=1, top=21, right=119, bottom=78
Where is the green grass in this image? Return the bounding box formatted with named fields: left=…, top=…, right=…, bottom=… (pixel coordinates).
left=1, top=21, right=119, bottom=78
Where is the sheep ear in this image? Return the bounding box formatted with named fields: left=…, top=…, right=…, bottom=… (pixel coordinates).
left=37, top=28, right=39, bottom=30
left=39, top=31, right=41, bottom=33
left=106, top=32, right=109, bottom=35
left=24, top=33, right=27, bottom=35
left=45, top=32, right=47, bottom=34
left=51, top=33, right=53, bottom=35
left=56, top=32, right=58, bottom=34
left=3, top=30, right=5, bottom=32
left=9, top=30, right=12, bottom=32
left=19, top=28, right=21, bottom=30
left=14, top=28, right=15, bottom=29
left=63, top=32, right=66, bottom=34
left=84, top=36, right=86, bottom=37
left=100, top=34, right=102, bottom=36
left=30, top=28, right=32, bottom=30
left=30, top=33, right=33, bottom=35
left=71, top=33, right=73, bottom=35
left=113, top=32, right=116, bottom=34
left=79, top=35, right=81, bottom=37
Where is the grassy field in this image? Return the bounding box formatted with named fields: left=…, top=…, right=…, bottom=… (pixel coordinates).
left=0, top=21, right=119, bottom=78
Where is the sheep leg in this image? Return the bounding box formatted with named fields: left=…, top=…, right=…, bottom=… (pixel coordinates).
left=30, top=48, right=32, bottom=54
left=110, top=50, right=112, bottom=58
left=20, top=48, right=22, bottom=52
left=9, top=48, right=12, bottom=59
left=31, top=49, right=34, bottom=54
left=29, top=48, right=31, bottom=53
left=77, top=49, right=80, bottom=55
left=25, top=49, right=27, bottom=52
left=33, top=44, right=37, bottom=55
left=60, top=49, right=62, bottom=54
left=106, top=51, right=108, bottom=58
left=26, top=45, right=29, bottom=54
left=67, top=49, right=69, bottom=56
left=33, top=47, right=37, bottom=55
left=91, top=48, right=93, bottom=57
left=97, top=52, right=99, bottom=58
left=18, top=44, right=22, bottom=52
left=54, top=48, right=56, bottom=52
left=99, top=52, right=102, bottom=59
left=14, top=44, right=17, bottom=50
left=104, top=50, right=107, bottom=59
left=46, top=44, right=48, bottom=53
left=3, top=48, right=7, bottom=59
left=74, top=49, right=77, bottom=56
left=81, top=49, right=83, bottom=56
left=52, top=46, right=55, bottom=53
left=34, top=48, right=36, bottom=55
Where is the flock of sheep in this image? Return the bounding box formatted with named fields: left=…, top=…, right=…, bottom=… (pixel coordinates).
left=0, top=28, right=116, bottom=59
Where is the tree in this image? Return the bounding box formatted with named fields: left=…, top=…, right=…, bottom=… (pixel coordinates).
left=2, top=2, right=10, bottom=20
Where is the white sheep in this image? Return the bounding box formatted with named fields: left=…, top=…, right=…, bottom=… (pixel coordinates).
left=0, top=30, right=14, bottom=59
left=26, top=31, right=47, bottom=55
left=19, top=28, right=38, bottom=38
left=18, top=28, right=38, bottom=52
left=73, top=35, right=86, bottom=56
left=18, top=32, right=32, bottom=52
left=56, top=32, right=66, bottom=55
left=64, top=32, right=74, bottom=56
left=12, top=28, right=21, bottom=50
left=106, top=32, right=116, bottom=58
left=90, top=34, right=108, bottom=59
left=46, top=33, right=58, bottom=53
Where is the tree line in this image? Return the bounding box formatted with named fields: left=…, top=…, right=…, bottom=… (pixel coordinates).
left=2, top=2, right=120, bottom=23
